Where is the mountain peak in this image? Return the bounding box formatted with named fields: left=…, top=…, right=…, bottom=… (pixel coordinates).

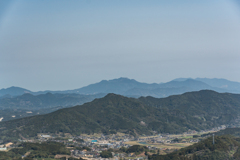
left=0, top=86, right=32, bottom=97
left=110, top=77, right=137, bottom=82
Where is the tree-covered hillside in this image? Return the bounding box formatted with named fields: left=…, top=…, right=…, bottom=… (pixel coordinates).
left=149, top=135, right=240, bottom=160
left=0, top=93, right=205, bottom=139
left=0, top=142, right=70, bottom=159
left=0, top=90, right=240, bottom=140
left=139, top=90, right=240, bottom=126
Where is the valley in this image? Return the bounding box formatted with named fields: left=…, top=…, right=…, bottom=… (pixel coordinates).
left=1, top=79, right=240, bottom=159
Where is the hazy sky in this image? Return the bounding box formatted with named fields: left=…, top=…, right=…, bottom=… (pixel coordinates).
left=1, top=0, right=240, bottom=91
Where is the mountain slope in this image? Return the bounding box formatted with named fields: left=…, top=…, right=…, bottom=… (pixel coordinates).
left=150, top=135, right=240, bottom=160
left=1, top=90, right=240, bottom=140
left=139, top=90, right=240, bottom=125
left=0, top=93, right=211, bottom=139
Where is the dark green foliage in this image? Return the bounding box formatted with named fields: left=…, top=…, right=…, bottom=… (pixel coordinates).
left=1, top=90, right=240, bottom=140
left=193, top=135, right=200, bottom=138
left=0, top=151, right=22, bottom=160
left=140, top=90, right=240, bottom=128
left=149, top=135, right=240, bottom=160
left=0, top=93, right=205, bottom=139
left=216, top=128, right=240, bottom=137
left=21, top=142, right=70, bottom=158
left=100, top=150, right=113, bottom=158
left=75, top=146, right=91, bottom=151
left=119, top=147, right=127, bottom=152
left=172, top=138, right=180, bottom=142
left=75, top=138, right=84, bottom=142
left=126, top=145, right=148, bottom=155
left=0, top=142, right=69, bottom=159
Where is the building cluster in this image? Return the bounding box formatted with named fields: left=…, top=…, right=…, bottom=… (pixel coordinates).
left=0, top=125, right=228, bottom=159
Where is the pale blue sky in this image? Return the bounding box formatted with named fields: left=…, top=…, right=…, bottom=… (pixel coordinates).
left=1, top=0, right=240, bottom=91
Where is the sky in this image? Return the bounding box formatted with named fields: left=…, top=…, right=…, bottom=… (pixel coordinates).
left=1, top=0, right=240, bottom=91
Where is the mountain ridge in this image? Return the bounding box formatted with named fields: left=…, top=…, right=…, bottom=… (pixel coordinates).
left=1, top=77, right=240, bottom=98
left=1, top=90, right=240, bottom=140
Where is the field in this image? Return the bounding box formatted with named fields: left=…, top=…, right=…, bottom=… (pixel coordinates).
left=125, top=131, right=218, bottom=150
left=125, top=141, right=194, bottom=150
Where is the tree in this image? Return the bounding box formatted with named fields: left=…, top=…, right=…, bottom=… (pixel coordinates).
left=100, top=150, right=113, bottom=158
left=145, top=151, right=148, bottom=156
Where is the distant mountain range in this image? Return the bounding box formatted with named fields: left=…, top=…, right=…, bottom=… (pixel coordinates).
left=0, top=86, right=31, bottom=97
left=1, top=90, right=240, bottom=140
left=1, top=77, right=240, bottom=98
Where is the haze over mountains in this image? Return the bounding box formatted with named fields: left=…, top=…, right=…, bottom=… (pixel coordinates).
left=1, top=77, right=240, bottom=159
left=0, top=93, right=106, bottom=121
left=1, top=77, right=240, bottom=98
left=1, top=77, right=240, bottom=121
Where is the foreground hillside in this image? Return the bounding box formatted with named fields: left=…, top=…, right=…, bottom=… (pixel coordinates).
left=149, top=135, right=240, bottom=160
left=0, top=94, right=205, bottom=139
left=0, top=90, right=240, bottom=140
left=139, top=90, right=240, bottom=126
left=0, top=142, right=70, bottom=160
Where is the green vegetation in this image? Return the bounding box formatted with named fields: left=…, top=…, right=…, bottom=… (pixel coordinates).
left=126, top=145, right=149, bottom=155
left=75, top=146, right=91, bottom=151
left=0, top=151, right=21, bottom=160
left=75, top=138, right=84, bottom=142
left=149, top=135, right=240, bottom=160
left=0, top=142, right=70, bottom=159
left=139, top=90, right=240, bottom=126
left=100, top=150, right=113, bottom=158
left=1, top=90, right=240, bottom=140
left=216, top=128, right=240, bottom=137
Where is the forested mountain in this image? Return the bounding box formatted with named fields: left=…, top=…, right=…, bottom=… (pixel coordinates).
left=139, top=90, right=240, bottom=125
left=0, top=142, right=70, bottom=159
left=1, top=90, right=240, bottom=140
left=0, top=93, right=204, bottom=139
left=149, top=128, right=240, bottom=160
